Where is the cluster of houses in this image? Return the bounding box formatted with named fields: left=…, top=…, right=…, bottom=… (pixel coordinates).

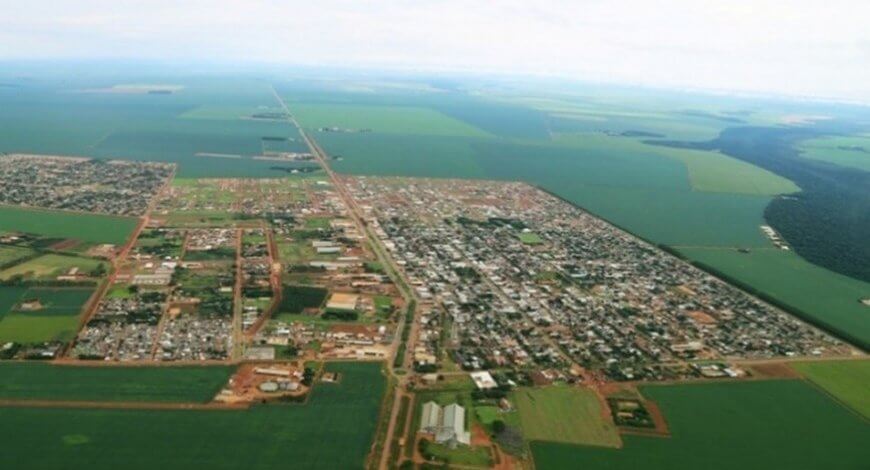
left=0, top=154, right=173, bottom=216
left=346, top=177, right=848, bottom=382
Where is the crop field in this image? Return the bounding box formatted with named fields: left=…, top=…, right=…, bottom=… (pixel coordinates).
left=513, top=386, right=621, bottom=448
left=0, top=362, right=386, bottom=470
left=792, top=360, right=870, bottom=418
left=530, top=380, right=870, bottom=470
left=677, top=247, right=870, bottom=348
left=798, top=134, right=870, bottom=172
left=0, top=254, right=105, bottom=281
left=290, top=103, right=491, bottom=137
left=0, top=286, right=29, bottom=319
left=0, top=363, right=234, bottom=403
left=0, top=287, right=93, bottom=343
left=0, top=206, right=137, bottom=245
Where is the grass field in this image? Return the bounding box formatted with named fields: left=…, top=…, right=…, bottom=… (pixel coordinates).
left=530, top=380, right=870, bottom=470
left=518, top=232, right=544, bottom=245
left=0, top=362, right=385, bottom=470
left=290, top=103, right=491, bottom=137
left=677, top=247, right=870, bottom=348
left=792, top=360, right=870, bottom=418
left=0, top=254, right=104, bottom=281
left=0, top=363, right=234, bottom=403
left=0, top=206, right=137, bottom=245
left=513, top=386, right=621, bottom=448
left=0, top=287, right=93, bottom=343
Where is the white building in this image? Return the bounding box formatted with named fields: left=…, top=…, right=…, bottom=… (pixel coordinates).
left=418, top=401, right=471, bottom=447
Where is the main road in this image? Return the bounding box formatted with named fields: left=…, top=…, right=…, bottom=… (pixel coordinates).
left=270, top=86, right=421, bottom=470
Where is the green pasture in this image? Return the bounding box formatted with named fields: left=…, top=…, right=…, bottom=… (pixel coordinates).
left=0, top=254, right=104, bottom=281
left=792, top=360, right=870, bottom=418
left=0, top=363, right=234, bottom=403
left=677, top=247, right=870, bottom=348
left=531, top=380, right=870, bottom=470
left=514, top=386, right=621, bottom=448
left=0, top=245, right=35, bottom=267
left=0, top=207, right=136, bottom=245
left=0, top=362, right=385, bottom=470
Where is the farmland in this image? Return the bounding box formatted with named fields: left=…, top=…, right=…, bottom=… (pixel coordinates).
left=513, top=386, right=621, bottom=448
left=0, top=363, right=234, bottom=403
left=290, top=103, right=491, bottom=137
left=798, top=134, right=870, bottom=172
left=0, top=287, right=93, bottom=343
left=530, top=380, right=870, bottom=470
left=0, top=206, right=137, bottom=245
left=0, top=362, right=385, bottom=470
left=793, top=360, right=870, bottom=418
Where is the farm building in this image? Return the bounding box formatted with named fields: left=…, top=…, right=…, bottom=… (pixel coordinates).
left=418, top=401, right=471, bottom=447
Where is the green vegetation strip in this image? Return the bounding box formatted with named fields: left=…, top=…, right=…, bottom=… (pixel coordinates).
left=531, top=380, right=870, bottom=470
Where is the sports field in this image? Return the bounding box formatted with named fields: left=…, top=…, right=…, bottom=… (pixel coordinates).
left=530, top=380, right=870, bottom=470
left=677, top=247, right=870, bottom=348
left=0, top=362, right=385, bottom=470
left=0, top=206, right=137, bottom=245
left=513, top=386, right=621, bottom=448
left=0, top=363, right=234, bottom=403
left=792, top=360, right=870, bottom=418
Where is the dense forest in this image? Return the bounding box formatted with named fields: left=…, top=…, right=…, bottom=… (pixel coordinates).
left=650, top=124, right=870, bottom=283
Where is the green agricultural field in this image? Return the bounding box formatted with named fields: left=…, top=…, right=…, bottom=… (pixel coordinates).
left=514, top=386, right=621, bottom=448
left=792, top=360, right=870, bottom=418
left=0, top=363, right=234, bottom=403
left=0, top=287, right=93, bottom=343
left=0, top=286, right=28, bottom=319
left=0, top=245, right=36, bottom=267
left=290, top=103, right=491, bottom=137
left=677, top=247, right=870, bottom=348
left=278, top=285, right=328, bottom=314
left=0, top=206, right=137, bottom=245
left=0, top=362, right=385, bottom=470
left=798, top=134, right=870, bottom=172
left=550, top=133, right=798, bottom=196
left=531, top=380, right=870, bottom=470
left=0, top=254, right=105, bottom=281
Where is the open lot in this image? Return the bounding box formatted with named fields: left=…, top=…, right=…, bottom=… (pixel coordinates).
left=792, top=360, right=870, bottom=418
left=530, top=380, right=870, bottom=470
left=0, top=362, right=385, bottom=470
left=0, top=363, right=234, bottom=403
left=513, top=386, right=621, bottom=448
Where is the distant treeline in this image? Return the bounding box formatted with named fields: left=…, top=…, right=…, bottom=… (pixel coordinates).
left=648, top=124, right=870, bottom=284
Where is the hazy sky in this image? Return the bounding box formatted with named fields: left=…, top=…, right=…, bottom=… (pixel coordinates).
left=2, top=0, right=869, bottom=102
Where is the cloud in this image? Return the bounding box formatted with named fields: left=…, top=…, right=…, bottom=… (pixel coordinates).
left=0, top=0, right=868, bottom=101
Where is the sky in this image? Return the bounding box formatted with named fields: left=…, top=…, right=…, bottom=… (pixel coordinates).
left=1, top=0, right=869, bottom=102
